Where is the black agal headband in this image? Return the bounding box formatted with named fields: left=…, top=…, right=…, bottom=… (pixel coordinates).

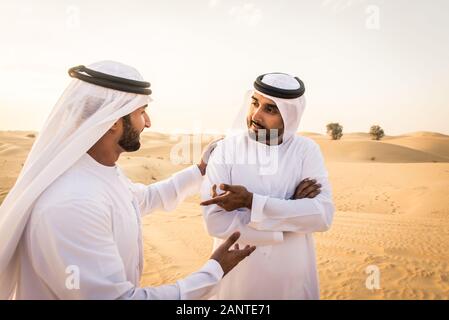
left=254, top=73, right=305, bottom=99
left=68, top=65, right=152, bottom=95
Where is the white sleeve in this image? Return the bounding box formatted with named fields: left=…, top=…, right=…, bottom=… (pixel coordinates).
left=201, top=143, right=284, bottom=246
left=29, top=199, right=223, bottom=300
left=248, top=142, right=335, bottom=234
left=128, top=165, right=204, bottom=216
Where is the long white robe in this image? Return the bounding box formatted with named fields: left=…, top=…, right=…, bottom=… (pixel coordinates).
left=201, top=133, right=335, bottom=299
left=16, top=153, right=223, bottom=299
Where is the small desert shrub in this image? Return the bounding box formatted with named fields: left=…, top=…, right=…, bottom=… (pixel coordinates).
left=326, top=123, right=343, bottom=140
left=369, top=125, right=385, bottom=140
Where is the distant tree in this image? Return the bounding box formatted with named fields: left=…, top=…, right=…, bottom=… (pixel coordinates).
left=326, top=123, right=343, bottom=140
left=369, top=125, right=385, bottom=140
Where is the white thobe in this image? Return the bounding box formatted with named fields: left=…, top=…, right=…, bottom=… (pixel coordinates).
left=16, top=153, right=223, bottom=299
left=201, top=133, right=335, bottom=299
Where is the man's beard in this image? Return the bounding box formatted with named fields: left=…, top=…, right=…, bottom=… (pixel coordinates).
left=247, top=118, right=283, bottom=145
left=118, top=115, right=141, bottom=152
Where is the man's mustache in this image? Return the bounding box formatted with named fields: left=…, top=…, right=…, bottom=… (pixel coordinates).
left=250, top=120, right=266, bottom=129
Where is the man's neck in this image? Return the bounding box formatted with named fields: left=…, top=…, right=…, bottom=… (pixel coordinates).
left=87, top=143, right=122, bottom=167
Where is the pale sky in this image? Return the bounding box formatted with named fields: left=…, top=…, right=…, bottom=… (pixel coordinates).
left=0, top=0, right=448, bottom=135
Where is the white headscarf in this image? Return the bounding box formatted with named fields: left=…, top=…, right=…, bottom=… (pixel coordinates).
left=0, top=60, right=150, bottom=299
left=230, top=72, right=306, bottom=144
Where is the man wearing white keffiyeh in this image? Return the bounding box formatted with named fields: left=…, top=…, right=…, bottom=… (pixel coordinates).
left=201, top=72, right=335, bottom=299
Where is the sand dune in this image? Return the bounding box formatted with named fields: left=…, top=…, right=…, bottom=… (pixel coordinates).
left=338, top=132, right=373, bottom=139
left=405, top=131, right=449, bottom=138
left=385, top=136, right=449, bottom=159
left=315, top=139, right=449, bottom=163
left=298, top=131, right=326, bottom=138
left=1, top=130, right=448, bottom=299
left=307, top=131, right=449, bottom=163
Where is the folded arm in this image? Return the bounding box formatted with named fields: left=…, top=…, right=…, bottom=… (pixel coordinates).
left=201, top=143, right=283, bottom=246
left=248, top=141, right=335, bottom=234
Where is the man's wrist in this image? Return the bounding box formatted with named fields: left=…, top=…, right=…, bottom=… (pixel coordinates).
left=197, top=162, right=206, bottom=176
left=246, top=192, right=253, bottom=209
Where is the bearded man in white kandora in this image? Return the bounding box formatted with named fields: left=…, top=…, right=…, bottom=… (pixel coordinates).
left=200, top=72, right=335, bottom=299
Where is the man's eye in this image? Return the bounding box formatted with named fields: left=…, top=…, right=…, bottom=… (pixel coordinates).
left=266, top=106, right=276, bottom=113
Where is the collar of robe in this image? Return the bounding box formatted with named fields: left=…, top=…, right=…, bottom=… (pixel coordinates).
left=254, top=73, right=305, bottom=99
left=68, top=65, right=152, bottom=95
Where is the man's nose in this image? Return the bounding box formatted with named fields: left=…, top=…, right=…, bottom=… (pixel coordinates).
left=252, top=106, right=264, bottom=123
left=144, top=113, right=151, bottom=128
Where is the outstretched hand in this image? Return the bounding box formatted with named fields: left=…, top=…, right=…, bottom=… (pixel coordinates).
left=210, top=231, right=256, bottom=276
left=200, top=184, right=253, bottom=211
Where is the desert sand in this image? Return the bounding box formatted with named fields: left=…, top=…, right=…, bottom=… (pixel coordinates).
left=1, top=130, right=448, bottom=299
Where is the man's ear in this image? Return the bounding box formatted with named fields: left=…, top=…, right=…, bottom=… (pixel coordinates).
left=108, top=118, right=123, bottom=133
